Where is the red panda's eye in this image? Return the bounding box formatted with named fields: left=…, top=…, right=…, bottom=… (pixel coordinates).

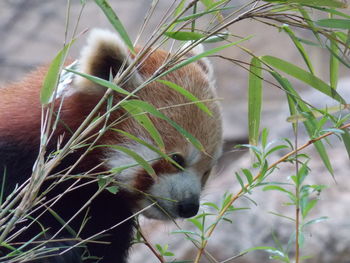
left=171, top=154, right=186, bottom=168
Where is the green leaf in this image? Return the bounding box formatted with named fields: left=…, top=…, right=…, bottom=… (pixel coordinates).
left=330, top=32, right=339, bottom=90
left=264, top=0, right=347, bottom=7
left=121, top=100, right=204, bottom=152
left=122, top=101, right=165, bottom=152
left=263, top=185, right=296, bottom=202
left=155, top=36, right=253, bottom=81
left=94, top=0, right=135, bottom=54
left=187, top=218, right=204, bottom=232
left=242, top=246, right=285, bottom=257
left=98, top=177, right=108, bottom=190
left=265, top=144, right=289, bottom=156
left=164, top=31, right=205, bottom=41
left=282, top=25, right=315, bottom=74
left=99, top=145, right=156, bottom=179
left=316, top=18, right=350, bottom=29
left=176, top=6, right=234, bottom=23
left=248, top=57, right=263, bottom=146
left=200, top=0, right=214, bottom=8
left=203, top=32, right=230, bottom=43
left=202, top=202, right=219, bottom=211
left=111, top=129, right=175, bottom=164
left=270, top=72, right=334, bottom=175
left=303, top=216, right=328, bottom=227
left=261, top=55, right=346, bottom=104
left=235, top=173, right=247, bottom=192
left=341, top=129, right=350, bottom=159
left=310, top=6, right=350, bottom=19
left=287, top=104, right=349, bottom=123
left=261, top=128, right=269, bottom=149
left=65, top=68, right=133, bottom=96
left=157, top=79, right=212, bottom=116
left=297, top=6, right=322, bottom=43
left=41, top=40, right=74, bottom=104
left=242, top=169, right=253, bottom=185
left=106, top=186, right=119, bottom=194
left=301, top=199, right=318, bottom=218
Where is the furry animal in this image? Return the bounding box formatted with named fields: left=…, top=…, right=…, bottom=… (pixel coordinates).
left=0, top=29, right=222, bottom=263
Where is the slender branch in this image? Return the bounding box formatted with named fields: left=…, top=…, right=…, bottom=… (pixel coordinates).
left=194, top=122, right=350, bottom=263
left=139, top=229, right=165, bottom=263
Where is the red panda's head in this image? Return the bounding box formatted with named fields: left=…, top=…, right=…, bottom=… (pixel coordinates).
left=65, top=29, right=223, bottom=220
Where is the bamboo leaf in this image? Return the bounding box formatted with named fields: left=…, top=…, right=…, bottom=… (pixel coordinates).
left=122, top=101, right=165, bottom=152
left=270, top=72, right=334, bottom=175
left=121, top=100, right=204, bottom=152
left=157, top=79, right=212, bottom=116
left=264, top=0, right=347, bottom=8
left=287, top=104, right=349, bottom=123
left=176, top=6, right=234, bottom=23
left=248, top=57, right=263, bottom=146
left=101, top=144, right=157, bottom=179
left=316, top=18, right=350, bottom=29
left=309, top=6, right=350, bottom=19
left=298, top=6, right=322, bottom=43
left=282, top=25, right=315, bottom=74
left=330, top=32, right=340, bottom=88
left=41, top=40, right=74, bottom=104
left=164, top=31, right=205, bottom=41
left=261, top=56, right=346, bottom=104
left=65, top=68, right=133, bottom=96
left=111, top=129, right=173, bottom=162
left=94, top=0, right=135, bottom=54
left=155, top=36, right=252, bottom=81
left=200, top=0, right=215, bottom=8
left=341, top=130, right=350, bottom=159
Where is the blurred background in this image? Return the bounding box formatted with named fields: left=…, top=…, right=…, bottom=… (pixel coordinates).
left=0, top=1, right=349, bottom=262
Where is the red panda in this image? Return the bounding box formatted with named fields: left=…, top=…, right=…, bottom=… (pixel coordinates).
left=0, top=29, right=222, bottom=263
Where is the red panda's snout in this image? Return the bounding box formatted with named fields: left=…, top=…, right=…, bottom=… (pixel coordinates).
left=105, top=139, right=220, bottom=219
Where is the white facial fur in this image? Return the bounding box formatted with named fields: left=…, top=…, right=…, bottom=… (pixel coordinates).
left=105, top=141, right=213, bottom=220
left=139, top=169, right=202, bottom=220
left=105, top=140, right=160, bottom=188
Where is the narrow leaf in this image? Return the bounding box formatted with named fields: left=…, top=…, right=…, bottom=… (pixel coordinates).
left=264, top=0, right=347, bottom=8
left=270, top=72, right=334, bottom=175
left=122, top=101, right=165, bottom=152
left=164, top=31, right=205, bottom=41
left=156, top=36, right=252, bottom=81
left=282, top=25, right=315, bottom=74
left=65, top=68, right=133, bottom=96
left=248, top=57, right=262, bottom=146
left=261, top=56, right=346, bottom=104
left=99, top=145, right=156, bottom=179
left=330, top=32, right=340, bottom=89
left=158, top=79, right=212, bottom=116
left=121, top=100, right=204, bottom=152
left=287, top=104, right=349, bottom=123
left=94, top=0, right=135, bottom=54
left=41, top=40, right=74, bottom=104
left=111, top=129, right=174, bottom=162
left=341, top=130, right=350, bottom=159
left=316, top=18, right=350, bottom=29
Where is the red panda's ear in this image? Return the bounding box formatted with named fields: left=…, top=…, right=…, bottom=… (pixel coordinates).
left=76, top=29, right=142, bottom=92
left=184, top=44, right=215, bottom=87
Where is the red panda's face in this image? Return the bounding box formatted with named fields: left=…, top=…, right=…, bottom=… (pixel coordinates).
left=72, top=29, right=223, bottom=220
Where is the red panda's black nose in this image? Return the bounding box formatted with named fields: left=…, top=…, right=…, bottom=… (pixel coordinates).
left=178, top=198, right=199, bottom=218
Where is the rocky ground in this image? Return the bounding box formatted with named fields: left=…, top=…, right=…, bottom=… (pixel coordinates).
left=1, top=1, right=349, bottom=262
